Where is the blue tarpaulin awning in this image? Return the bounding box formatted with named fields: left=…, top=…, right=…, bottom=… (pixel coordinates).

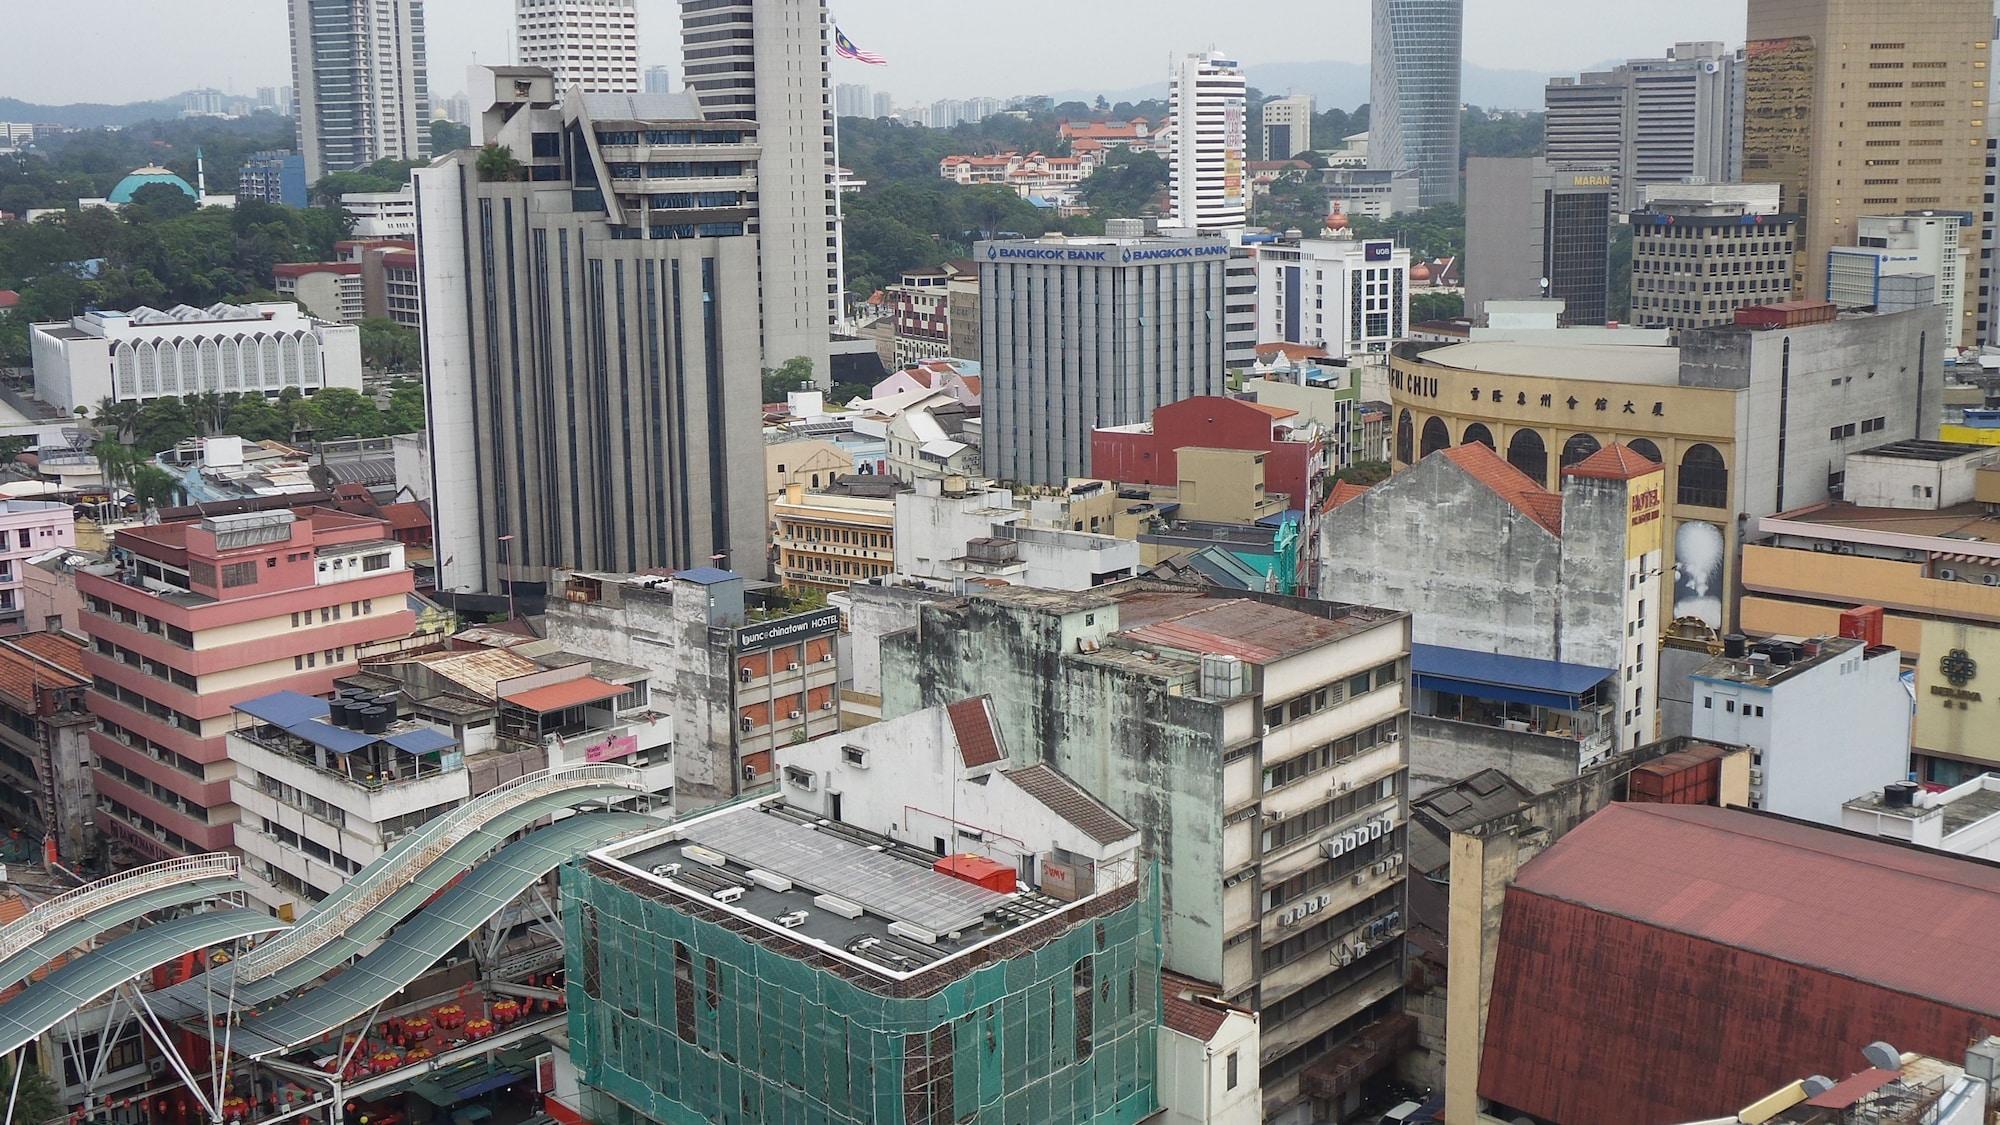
left=386, top=728, right=456, bottom=755
left=1412, top=644, right=1615, bottom=712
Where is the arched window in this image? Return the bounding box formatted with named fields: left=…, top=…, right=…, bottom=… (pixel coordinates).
left=1462, top=423, right=1495, bottom=449
left=1626, top=438, right=1662, bottom=465
left=1395, top=410, right=1414, bottom=465
left=1678, top=443, right=1729, bottom=508
left=1560, top=433, right=1602, bottom=468
left=1507, top=429, right=1548, bottom=485
left=1420, top=417, right=1451, bottom=458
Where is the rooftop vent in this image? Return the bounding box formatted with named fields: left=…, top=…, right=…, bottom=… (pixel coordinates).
left=777, top=910, right=810, bottom=929
left=713, top=886, right=745, bottom=904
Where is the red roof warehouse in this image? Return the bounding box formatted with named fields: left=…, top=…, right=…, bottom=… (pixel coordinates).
left=1478, top=802, right=2000, bottom=1124
left=1090, top=396, right=1323, bottom=511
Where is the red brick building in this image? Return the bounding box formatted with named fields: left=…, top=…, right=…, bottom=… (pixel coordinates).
left=1478, top=802, right=2000, bottom=1125
left=1090, top=396, right=1325, bottom=511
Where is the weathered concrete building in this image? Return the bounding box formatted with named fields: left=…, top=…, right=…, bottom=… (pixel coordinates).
left=881, top=581, right=1412, bottom=1122
left=1317, top=442, right=1667, bottom=791
left=543, top=568, right=841, bottom=810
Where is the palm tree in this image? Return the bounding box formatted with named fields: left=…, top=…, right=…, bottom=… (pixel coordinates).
left=95, top=397, right=142, bottom=444
left=189, top=391, right=229, bottom=436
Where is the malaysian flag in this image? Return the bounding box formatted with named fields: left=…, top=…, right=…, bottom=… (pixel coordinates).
left=833, top=26, right=886, bottom=65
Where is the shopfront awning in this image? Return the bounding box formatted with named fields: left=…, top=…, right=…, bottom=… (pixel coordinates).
left=1412, top=644, right=1615, bottom=712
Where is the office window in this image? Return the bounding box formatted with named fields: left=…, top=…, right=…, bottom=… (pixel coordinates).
left=220, top=562, right=257, bottom=588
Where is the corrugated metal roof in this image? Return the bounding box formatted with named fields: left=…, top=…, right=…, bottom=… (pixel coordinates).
left=1116, top=597, right=1384, bottom=665
left=500, top=676, right=623, bottom=713
left=1479, top=803, right=2000, bottom=1125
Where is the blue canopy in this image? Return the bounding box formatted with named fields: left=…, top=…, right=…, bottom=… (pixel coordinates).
left=233, top=691, right=329, bottom=727
left=1412, top=644, right=1615, bottom=712
left=285, top=719, right=377, bottom=755
left=386, top=728, right=456, bottom=756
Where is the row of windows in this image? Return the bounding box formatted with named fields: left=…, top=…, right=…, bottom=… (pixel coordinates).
left=99, top=757, right=204, bottom=820
left=254, top=816, right=363, bottom=875
left=1830, top=417, right=1889, bottom=440
left=1261, top=826, right=1402, bottom=912
left=1262, top=940, right=1400, bottom=1027
left=1263, top=661, right=1401, bottom=730
left=97, top=717, right=204, bottom=778
left=245, top=768, right=347, bottom=829
left=786, top=524, right=890, bottom=549
left=293, top=646, right=348, bottom=671
left=92, top=636, right=196, bottom=691
left=289, top=599, right=374, bottom=627
left=1263, top=720, right=1400, bottom=792
left=1262, top=774, right=1401, bottom=853
left=93, top=677, right=202, bottom=741
left=98, top=796, right=200, bottom=856
left=84, top=595, right=194, bottom=647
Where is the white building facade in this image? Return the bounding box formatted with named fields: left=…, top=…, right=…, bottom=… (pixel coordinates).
left=1690, top=636, right=1911, bottom=825
left=1828, top=213, right=1969, bottom=340
left=891, top=477, right=1139, bottom=591
left=1255, top=237, right=1410, bottom=357
left=30, top=303, right=363, bottom=414
left=1167, top=52, right=1248, bottom=232
left=1261, top=94, right=1313, bottom=161
left=516, top=0, right=640, bottom=95
left=343, top=188, right=418, bottom=237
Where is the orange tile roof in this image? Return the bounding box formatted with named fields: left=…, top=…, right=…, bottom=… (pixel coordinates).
left=1320, top=479, right=1372, bottom=515
left=1441, top=443, right=1564, bottom=535
left=0, top=637, right=86, bottom=706
left=1160, top=972, right=1235, bottom=1041
left=958, top=375, right=981, bottom=394
left=1562, top=442, right=1662, bottom=482
left=6, top=633, right=87, bottom=678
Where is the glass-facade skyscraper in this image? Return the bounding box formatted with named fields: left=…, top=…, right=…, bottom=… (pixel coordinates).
left=1369, top=0, right=1462, bottom=207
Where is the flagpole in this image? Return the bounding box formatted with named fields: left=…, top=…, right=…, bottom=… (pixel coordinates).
left=828, top=7, right=851, bottom=336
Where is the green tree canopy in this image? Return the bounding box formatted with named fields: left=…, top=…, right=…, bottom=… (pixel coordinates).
left=358, top=317, right=420, bottom=372
left=761, top=356, right=816, bottom=403
left=430, top=119, right=471, bottom=155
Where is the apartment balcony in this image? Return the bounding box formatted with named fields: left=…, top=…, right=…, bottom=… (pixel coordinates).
left=596, top=141, right=760, bottom=163
left=228, top=727, right=470, bottom=826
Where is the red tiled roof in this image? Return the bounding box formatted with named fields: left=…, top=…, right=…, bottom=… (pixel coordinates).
left=958, top=375, right=981, bottom=394
left=1255, top=341, right=1331, bottom=361
left=501, top=676, right=624, bottom=712
left=378, top=501, right=430, bottom=532
left=4, top=633, right=87, bottom=679
left=1562, top=442, right=1662, bottom=481
left=1241, top=401, right=1299, bottom=421
left=0, top=290, right=20, bottom=309
left=1513, top=803, right=2000, bottom=1014
left=1159, top=972, right=1233, bottom=1041
left=946, top=696, right=1004, bottom=768
left=1001, top=762, right=1135, bottom=844
left=0, top=637, right=85, bottom=706
left=1320, top=479, right=1371, bottom=515
left=1439, top=443, right=1563, bottom=536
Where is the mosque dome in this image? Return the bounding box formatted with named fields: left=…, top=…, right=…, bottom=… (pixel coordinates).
left=106, top=166, right=197, bottom=205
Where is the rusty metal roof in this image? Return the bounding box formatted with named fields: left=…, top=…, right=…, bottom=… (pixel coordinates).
left=945, top=696, right=1005, bottom=768
left=1116, top=596, right=1388, bottom=665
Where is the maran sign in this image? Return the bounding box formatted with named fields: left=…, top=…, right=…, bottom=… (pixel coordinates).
left=737, top=607, right=841, bottom=650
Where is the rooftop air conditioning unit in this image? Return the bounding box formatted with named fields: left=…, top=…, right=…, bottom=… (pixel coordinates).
left=713, top=886, right=745, bottom=904
left=649, top=862, right=682, bottom=879
left=777, top=910, right=810, bottom=928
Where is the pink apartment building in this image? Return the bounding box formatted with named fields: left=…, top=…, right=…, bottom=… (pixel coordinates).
left=79, top=507, right=415, bottom=859
left=0, top=499, right=76, bottom=634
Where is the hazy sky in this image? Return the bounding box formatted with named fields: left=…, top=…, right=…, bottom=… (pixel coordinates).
left=3, top=0, right=1748, bottom=108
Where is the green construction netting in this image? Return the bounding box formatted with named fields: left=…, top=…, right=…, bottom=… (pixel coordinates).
left=562, top=863, right=1163, bottom=1125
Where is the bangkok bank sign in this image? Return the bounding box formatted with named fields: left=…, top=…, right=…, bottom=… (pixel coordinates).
left=984, top=241, right=1230, bottom=265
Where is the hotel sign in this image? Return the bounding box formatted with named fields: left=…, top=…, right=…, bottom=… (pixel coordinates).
left=737, top=608, right=841, bottom=650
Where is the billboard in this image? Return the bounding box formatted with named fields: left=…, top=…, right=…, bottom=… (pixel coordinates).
left=736, top=607, right=842, bottom=650
left=1673, top=521, right=1726, bottom=629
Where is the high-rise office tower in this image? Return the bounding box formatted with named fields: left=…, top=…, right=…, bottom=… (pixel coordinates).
left=643, top=65, right=672, bottom=94
left=1464, top=157, right=1616, bottom=324
left=1744, top=0, right=1989, bottom=340
left=416, top=68, right=770, bottom=595
left=287, top=0, right=432, bottom=183
left=1631, top=186, right=1796, bottom=329
left=1546, top=42, right=1744, bottom=214
left=834, top=82, right=871, bottom=118
left=1261, top=93, right=1314, bottom=160
left=979, top=232, right=1231, bottom=485
left=1370, top=0, right=1463, bottom=207
left=679, top=0, right=835, bottom=382
left=516, top=0, right=640, bottom=96
left=1167, top=52, right=1248, bottom=232
left=1980, top=17, right=1999, bottom=346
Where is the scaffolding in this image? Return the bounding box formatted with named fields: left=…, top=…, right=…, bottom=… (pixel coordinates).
left=565, top=863, right=1163, bottom=1125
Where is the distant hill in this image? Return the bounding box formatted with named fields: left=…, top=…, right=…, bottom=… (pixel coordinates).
left=0, top=96, right=189, bottom=130
left=1050, top=59, right=1555, bottom=112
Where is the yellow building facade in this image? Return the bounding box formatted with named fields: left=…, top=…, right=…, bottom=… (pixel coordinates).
left=1388, top=346, right=1744, bottom=633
